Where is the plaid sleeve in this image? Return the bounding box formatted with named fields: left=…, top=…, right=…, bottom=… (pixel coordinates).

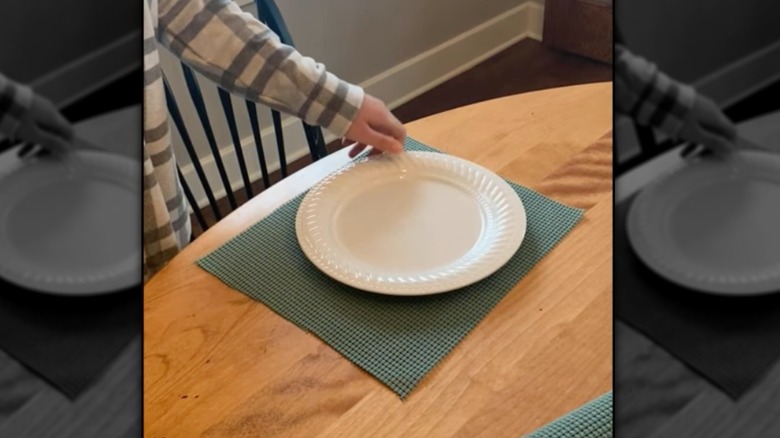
left=0, top=73, right=34, bottom=139
left=156, top=0, right=364, bottom=137
left=143, top=0, right=191, bottom=282
left=615, top=44, right=696, bottom=138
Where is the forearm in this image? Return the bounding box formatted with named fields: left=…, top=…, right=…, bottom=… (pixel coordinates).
left=156, top=0, right=363, bottom=137
left=615, top=44, right=695, bottom=138
left=0, top=73, right=34, bottom=139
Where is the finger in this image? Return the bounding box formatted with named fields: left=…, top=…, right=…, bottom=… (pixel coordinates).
left=37, top=122, right=74, bottom=144
left=368, top=148, right=383, bottom=157
left=347, top=117, right=403, bottom=154
left=712, top=103, right=737, bottom=139
left=697, top=127, right=733, bottom=157
left=364, top=127, right=404, bottom=154
left=696, top=97, right=736, bottom=141
left=369, top=113, right=406, bottom=144
left=51, top=112, right=75, bottom=140
left=701, top=114, right=737, bottom=142
left=348, top=143, right=368, bottom=158
left=36, top=146, right=53, bottom=158
left=17, top=143, right=37, bottom=159
left=35, top=129, right=70, bottom=156
left=717, top=114, right=737, bottom=140
left=342, top=137, right=355, bottom=147
left=19, top=145, right=52, bottom=161
left=680, top=143, right=702, bottom=159
left=683, top=121, right=726, bottom=156
left=35, top=98, right=75, bottom=141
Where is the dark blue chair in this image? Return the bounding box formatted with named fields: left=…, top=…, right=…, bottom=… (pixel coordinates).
left=163, top=0, right=328, bottom=234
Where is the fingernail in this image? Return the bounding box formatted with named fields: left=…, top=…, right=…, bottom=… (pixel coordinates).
left=681, top=144, right=697, bottom=157
left=17, top=144, right=35, bottom=158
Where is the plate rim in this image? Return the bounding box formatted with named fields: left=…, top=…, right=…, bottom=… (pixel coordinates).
left=296, top=151, right=527, bottom=296
left=0, top=150, right=141, bottom=296
left=626, top=150, right=780, bottom=297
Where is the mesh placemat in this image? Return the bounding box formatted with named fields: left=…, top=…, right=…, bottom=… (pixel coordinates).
left=524, top=392, right=613, bottom=438
left=616, top=197, right=780, bottom=398
left=0, top=283, right=139, bottom=399
left=198, top=138, right=584, bottom=398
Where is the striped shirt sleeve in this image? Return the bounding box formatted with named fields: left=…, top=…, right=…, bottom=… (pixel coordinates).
left=0, top=73, right=34, bottom=140
left=143, top=0, right=192, bottom=282
left=615, top=44, right=696, bottom=138
left=156, top=0, right=364, bottom=137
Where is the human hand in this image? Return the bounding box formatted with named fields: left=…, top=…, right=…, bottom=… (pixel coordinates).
left=14, top=93, right=74, bottom=156
left=344, top=94, right=406, bottom=158
left=678, top=94, right=737, bottom=156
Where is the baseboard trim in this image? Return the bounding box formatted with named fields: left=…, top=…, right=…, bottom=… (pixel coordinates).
left=694, top=39, right=780, bottom=109
left=363, top=1, right=544, bottom=110
left=179, top=1, right=545, bottom=209
left=31, top=31, right=142, bottom=109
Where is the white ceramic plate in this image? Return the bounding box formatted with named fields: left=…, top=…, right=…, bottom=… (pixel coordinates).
left=627, top=151, right=780, bottom=296
left=0, top=151, right=141, bottom=295
left=296, top=151, right=526, bottom=296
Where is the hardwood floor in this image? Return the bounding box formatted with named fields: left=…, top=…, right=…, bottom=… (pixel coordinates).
left=391, top=39, right=612, bottom=124
left=61, top=69, right=142, bottom=124
left=724, top=77, right=780, bottom=123
left=190, top=39, right=612, bottom=237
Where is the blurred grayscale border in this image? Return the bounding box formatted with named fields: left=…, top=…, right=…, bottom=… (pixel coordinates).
left=615, top=1, right=780, bottom=437
left=0, top=1, right=142, bottom=437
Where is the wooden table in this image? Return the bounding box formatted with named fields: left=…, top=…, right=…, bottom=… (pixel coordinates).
left=615, top=111, right=780, bottom=438
left=144, top=82, right=613, bottom=438
left=0, top=105, right=142, bottom=438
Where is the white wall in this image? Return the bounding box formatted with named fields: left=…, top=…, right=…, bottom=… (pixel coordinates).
left=0, top=1, right=140, bottom=108
left=617, top=0, right=780, bottom=106
left=262, top=0, right=526, bottom=83
left=163, top=0, right=545, bottom=206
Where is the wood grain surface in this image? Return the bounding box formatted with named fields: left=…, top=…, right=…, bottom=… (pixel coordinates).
left=144, top=83, right=614, bottom=438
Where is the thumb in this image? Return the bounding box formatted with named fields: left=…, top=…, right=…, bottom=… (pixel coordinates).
left=697, top=125, right=733, bottom=157
left=701, top=112, right=737, bottom=142
left=34, top=128, right=71, bottom=156
left=366, top=128, right=404, bottom=154
left=369, top=113, right=406, bottom=144
left=35, top=99, right=75, bottom=141
left=51, top=112, right=75, bottom=141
